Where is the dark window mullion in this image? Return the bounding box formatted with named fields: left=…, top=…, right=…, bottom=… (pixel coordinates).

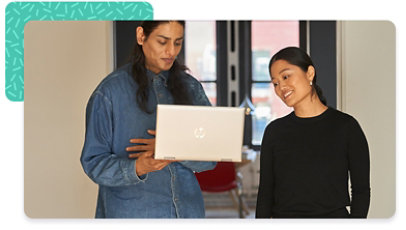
left=299, top=21, right=308, bottom=51
left=252, top=81, right=271, bottom=84
left=216, top=21, right=228, bottom=107
left=238, top=21, right=253, bottom=148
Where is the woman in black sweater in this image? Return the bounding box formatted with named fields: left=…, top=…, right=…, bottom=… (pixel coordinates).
left=255, top=47, right=370, bottom=218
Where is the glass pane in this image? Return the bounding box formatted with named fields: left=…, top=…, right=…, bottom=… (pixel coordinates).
left=251, top=21, right=299, bottom=145
left=185, top=21, right=217, bottom=82
left=252, top=21, right=300, bottom=82
left=201, top=82, right=217, bottom=106
left=251, top=83, right=293, bottom=145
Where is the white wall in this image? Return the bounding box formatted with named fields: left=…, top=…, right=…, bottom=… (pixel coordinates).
left=24, top=21, right=113, bottom=218
left=339, top=21, right=396, bottom=218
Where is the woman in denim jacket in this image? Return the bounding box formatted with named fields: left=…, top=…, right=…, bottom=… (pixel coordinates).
left=81, top=21, right=216, bottom=218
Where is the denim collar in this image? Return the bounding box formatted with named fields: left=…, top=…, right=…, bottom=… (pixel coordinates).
left=146, top=69, right=169, bottom=86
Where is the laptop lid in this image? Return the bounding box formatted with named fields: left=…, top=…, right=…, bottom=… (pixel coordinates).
left=154, top=104, right=245, bottom=162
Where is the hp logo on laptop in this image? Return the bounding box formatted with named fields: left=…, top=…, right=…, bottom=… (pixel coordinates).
left=194, top=127, right=206, bottom=139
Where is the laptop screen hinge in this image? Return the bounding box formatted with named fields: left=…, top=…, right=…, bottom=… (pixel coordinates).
left=220, top=158, right=233, bottom=162
left=163, top=156, right=176, bottom=160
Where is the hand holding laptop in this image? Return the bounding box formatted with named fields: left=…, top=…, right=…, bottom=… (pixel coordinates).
left=126, top=129, right=176, bottom=176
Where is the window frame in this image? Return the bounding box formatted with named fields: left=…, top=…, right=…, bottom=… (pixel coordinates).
left=241, top=21, right=307, bottom=150
left=182, top=20, right=307, bottom=150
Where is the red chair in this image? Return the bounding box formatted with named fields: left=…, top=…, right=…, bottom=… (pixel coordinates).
left=195, top=162, right=249, bottom=218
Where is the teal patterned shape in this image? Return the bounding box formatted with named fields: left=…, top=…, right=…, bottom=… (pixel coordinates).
left=5, top=2, right=153, bottom=102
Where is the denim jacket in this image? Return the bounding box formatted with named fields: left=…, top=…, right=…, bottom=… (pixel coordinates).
left=80, top=64, right=216, bottom=218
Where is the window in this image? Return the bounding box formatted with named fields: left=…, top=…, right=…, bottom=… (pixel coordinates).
left=251, top=21, right=299, bottom=145
left=183, top=20, right=302, bottom=148
left=185, top=21, right=217, bottom=105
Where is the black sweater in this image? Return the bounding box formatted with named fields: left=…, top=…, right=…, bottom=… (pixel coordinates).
left=255, top=107, right=370, bottom=218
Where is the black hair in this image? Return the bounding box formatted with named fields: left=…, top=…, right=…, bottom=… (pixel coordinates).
left=130, top=21, right=191, bottom=113
left=269, top=46, right=327, bottom=106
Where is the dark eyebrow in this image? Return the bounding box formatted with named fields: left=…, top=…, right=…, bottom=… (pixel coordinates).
left=157, top=35, right=184, bottom=41
left=279, top=68, right=291, bottom=74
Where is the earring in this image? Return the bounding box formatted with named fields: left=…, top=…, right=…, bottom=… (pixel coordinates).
left=310, top=81, right=313, bottom=86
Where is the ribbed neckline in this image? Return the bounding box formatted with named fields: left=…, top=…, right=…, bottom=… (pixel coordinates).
left=289, top=107, right=332, bottom=124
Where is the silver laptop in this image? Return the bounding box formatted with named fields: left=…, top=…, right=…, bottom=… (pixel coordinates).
left=154, top=104, right=245, bottom=162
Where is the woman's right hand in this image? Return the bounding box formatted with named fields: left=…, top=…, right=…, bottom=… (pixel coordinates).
left=126, top=130, right=173, bottom=176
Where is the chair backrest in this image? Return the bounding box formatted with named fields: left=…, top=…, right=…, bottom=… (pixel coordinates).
left=194, top=162, right=237, bottom=192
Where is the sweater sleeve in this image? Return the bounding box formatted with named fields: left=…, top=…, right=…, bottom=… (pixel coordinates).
left=347, top=117, right=371, bottom=218
left=255, top=125, right=274, bottom=218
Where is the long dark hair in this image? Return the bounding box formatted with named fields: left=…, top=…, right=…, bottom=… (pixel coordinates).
left=130, top=21, right=191, bottom=113
left=269, top=46, right=327, bottom=105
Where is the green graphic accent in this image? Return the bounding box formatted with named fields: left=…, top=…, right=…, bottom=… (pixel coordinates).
left=5, top=2, right=153, bottom=102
